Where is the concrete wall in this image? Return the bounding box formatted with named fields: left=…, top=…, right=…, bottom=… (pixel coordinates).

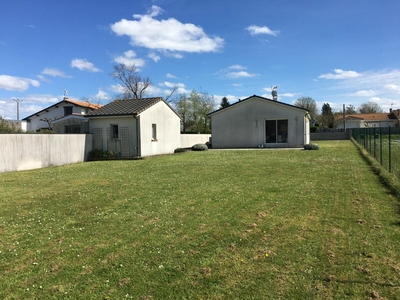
left=180, top=134, right=211, bottom=148
left=311, top=131, right=351, bottom=141
left=0, top=134, right=92, bottom=173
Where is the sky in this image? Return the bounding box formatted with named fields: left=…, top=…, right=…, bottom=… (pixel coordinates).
left=1, top=0, right=400, bottom=120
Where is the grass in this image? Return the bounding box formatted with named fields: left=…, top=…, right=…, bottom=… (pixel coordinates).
left=0, top=140, right=399, bottom=299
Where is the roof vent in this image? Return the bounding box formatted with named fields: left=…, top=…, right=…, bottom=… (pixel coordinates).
left=271, top=86, right=278, bottom=101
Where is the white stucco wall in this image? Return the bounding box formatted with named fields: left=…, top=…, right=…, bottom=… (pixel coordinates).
left=88, top=116, right=139, bottom=157
left=210, top=97, right=309, bottom=148
left=180, top=134, right=211, bottom=148
left=139, top=101, right=181, bottom=156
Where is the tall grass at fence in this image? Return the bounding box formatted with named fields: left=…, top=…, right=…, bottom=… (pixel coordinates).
left=352, top=127, right=400, bottom=179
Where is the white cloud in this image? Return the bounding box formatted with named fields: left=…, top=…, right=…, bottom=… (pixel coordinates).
left=351, top=90, right=377, bottom=97
left=0, top=75, right=40, bottom=92
left=385, top=84, right=400, bottom=94
left=246, top=25, right=279, bottom=37
left=229, top=65, right=246, bottom=70
left=95, top=89, right=111, bottom=101
left=42, top=68, right=72, bottom=78
left=110, top=5, right=224, bottom=55
left=71, top=59, right=101, bottom=72
left=159, top=81, right=189, bottom=95
left=23, top=94, right=60, bottom=103
left=148, top=52, right=161, bottom=62
left=231, top=83, right=242, bottom=87
left=319, top=69, right=361, bottom=79
left=110, top=84, right=126, bottom=94
left=166, top=73, right=177, bottom=79
left=281, top=93, right=295, bottom=98
left=114, top=50, right=145, bottom=67
left=25, top=25, right=35, bottom=29
left=226, top=71, right=259, bottom=79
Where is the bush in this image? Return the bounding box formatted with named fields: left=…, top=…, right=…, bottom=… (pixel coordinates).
left=304, top=143, right=319, bottom=150
left=174, top=148, right=186, bottom=153
left=192, top=144, right=208, bottom=151
left=310, top=126, right=318, bottom=133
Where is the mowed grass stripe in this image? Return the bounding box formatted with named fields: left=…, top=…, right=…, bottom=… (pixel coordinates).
left=0, top=140, right=399, bottom=299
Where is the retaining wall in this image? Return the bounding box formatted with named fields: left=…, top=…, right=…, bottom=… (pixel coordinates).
left=0, top=134, right=92, bottom=173
left=180, top=134, right=211, bottom=148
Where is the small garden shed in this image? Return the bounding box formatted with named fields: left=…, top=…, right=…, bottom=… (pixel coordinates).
left=87, top=97, right=181, bottom=158
left=208, top=95, right=310, bottom=148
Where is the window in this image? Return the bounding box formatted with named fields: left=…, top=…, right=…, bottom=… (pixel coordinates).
left=152, top=124, right=157, bottom=141
left=64, top=106, right=73, bottom=116
left=111, top=124, right=119, bottom=139
left=265, top=119, right=288, bottom=143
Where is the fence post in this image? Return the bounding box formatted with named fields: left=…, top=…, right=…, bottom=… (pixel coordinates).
left=379, top=127, right=382, bottom=165
left=389, top=126, right=392, bottom=173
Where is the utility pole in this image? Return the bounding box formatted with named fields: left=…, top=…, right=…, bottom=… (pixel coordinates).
left=343, top=104, right=346, bottom=131
left=13, top=98, right=23, bottom=121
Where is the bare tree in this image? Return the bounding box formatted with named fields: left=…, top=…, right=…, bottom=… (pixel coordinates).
left=110, top=63, right=151, bottom=100
left=294, top=97, right=317, bottom=119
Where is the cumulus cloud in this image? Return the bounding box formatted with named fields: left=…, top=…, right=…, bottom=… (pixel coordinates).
left=166, top=73, right=177, bottom=79
left=218, top=65, right=259, bottom=79
left=71, top=59, right=102, bottom=72
left=246, top=25, right=279, bottom=36
left=148, top=52, right=161, bottom=62
left=23, top=94, right=60, bottom=103
left=42, top=68, right=72, bottom=78
left=0, top=75, right=40, bottom=92
left=95, top=89, right=111, bottom=101
left=351, top=90, right=377, bottom=97
left=385, top=84, right=400, bottom=94
left=110, top=5, right=224, bottom=55
left=159, top=81, right=189, bottom=94
left=114, top=50, right=145, bottom=68
left=319, top=69, right=361, bottom=79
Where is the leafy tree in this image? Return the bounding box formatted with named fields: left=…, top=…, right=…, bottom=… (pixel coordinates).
left=294, top=97, right=317, bottom=119
left=173, top=89, right=215, bottom=133
left=110, top=63, right=151, bottom=99
left=345, top=104, right=357, bottom=114
left=358, top=102, right=383, bottom=114
left=219, top=97, right=230, bottom=109
left=320, top=103, right=335, bottom=128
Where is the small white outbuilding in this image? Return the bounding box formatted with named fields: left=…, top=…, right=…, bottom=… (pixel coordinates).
left=208, top=95, right=310, bottom=148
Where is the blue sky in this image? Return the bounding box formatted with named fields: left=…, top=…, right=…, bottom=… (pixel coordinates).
left=1, top=0, right=400, bottom=120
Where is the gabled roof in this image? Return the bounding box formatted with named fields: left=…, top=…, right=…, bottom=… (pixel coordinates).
left=22, top=98, right=102, bottom=120
left=207, top=94, right=309, bottom=116
left=343, top=113, right=394, bottom=121
left=87, top=97, right=181, bottom=118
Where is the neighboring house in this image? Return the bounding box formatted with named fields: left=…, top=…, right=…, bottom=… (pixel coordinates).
left=336, top=112, right=399, bottom=129
left=22, top=97, right=102, bottom=133
left=207, top=95, right=310, bottom=148
left=87, top=97, right=181, bottom=158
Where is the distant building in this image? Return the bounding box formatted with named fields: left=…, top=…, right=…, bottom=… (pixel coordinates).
left=22, top=98, right=102, bottom=133
left=336, top=111, right=399, bottom=129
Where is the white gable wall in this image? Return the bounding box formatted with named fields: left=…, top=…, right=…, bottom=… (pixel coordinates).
left=139, top=101, right=181, bottom=156
left=210, top=98, right=309, bottom=148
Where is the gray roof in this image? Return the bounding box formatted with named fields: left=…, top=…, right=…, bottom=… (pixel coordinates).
left=207, top=94, right=309, bottom=116
left=87, top=97, right=163, bottom=117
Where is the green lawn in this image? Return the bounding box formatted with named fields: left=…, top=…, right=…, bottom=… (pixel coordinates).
left=1, top=141, right=399, bottom=299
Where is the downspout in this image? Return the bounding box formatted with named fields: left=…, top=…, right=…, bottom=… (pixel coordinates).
left=134, top=114, right=140, bottom=157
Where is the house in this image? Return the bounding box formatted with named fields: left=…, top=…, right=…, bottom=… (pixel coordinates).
left=336, top=112, right=399, bottom=129
left=22, top=97, right=102, bottom=133
left=207, top=95, right=310, bottom=148
left=87, top=97, right=181, bottom=158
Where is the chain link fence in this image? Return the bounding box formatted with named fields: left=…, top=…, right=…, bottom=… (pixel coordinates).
left=352, top=127, right=400, bottom=178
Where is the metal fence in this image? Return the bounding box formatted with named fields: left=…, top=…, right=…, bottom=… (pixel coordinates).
left=352, top=127, right=400, bottom=178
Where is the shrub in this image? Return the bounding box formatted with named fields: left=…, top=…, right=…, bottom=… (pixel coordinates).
left=304, top=143, right=319, bottom=150
left=310, top=126, right=318, bottom=133
left=192, top=144, right=208, bottom=151
left=174, top=148, right=186, bottom=153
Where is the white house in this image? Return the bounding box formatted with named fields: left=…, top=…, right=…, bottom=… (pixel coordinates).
left=87, top=97, right=181, bottom=158
left=22, top=98, right=102, bottom=133
left=207, top=95, right=310, bottom=148
left=336, top=113, right=398, bottom=129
